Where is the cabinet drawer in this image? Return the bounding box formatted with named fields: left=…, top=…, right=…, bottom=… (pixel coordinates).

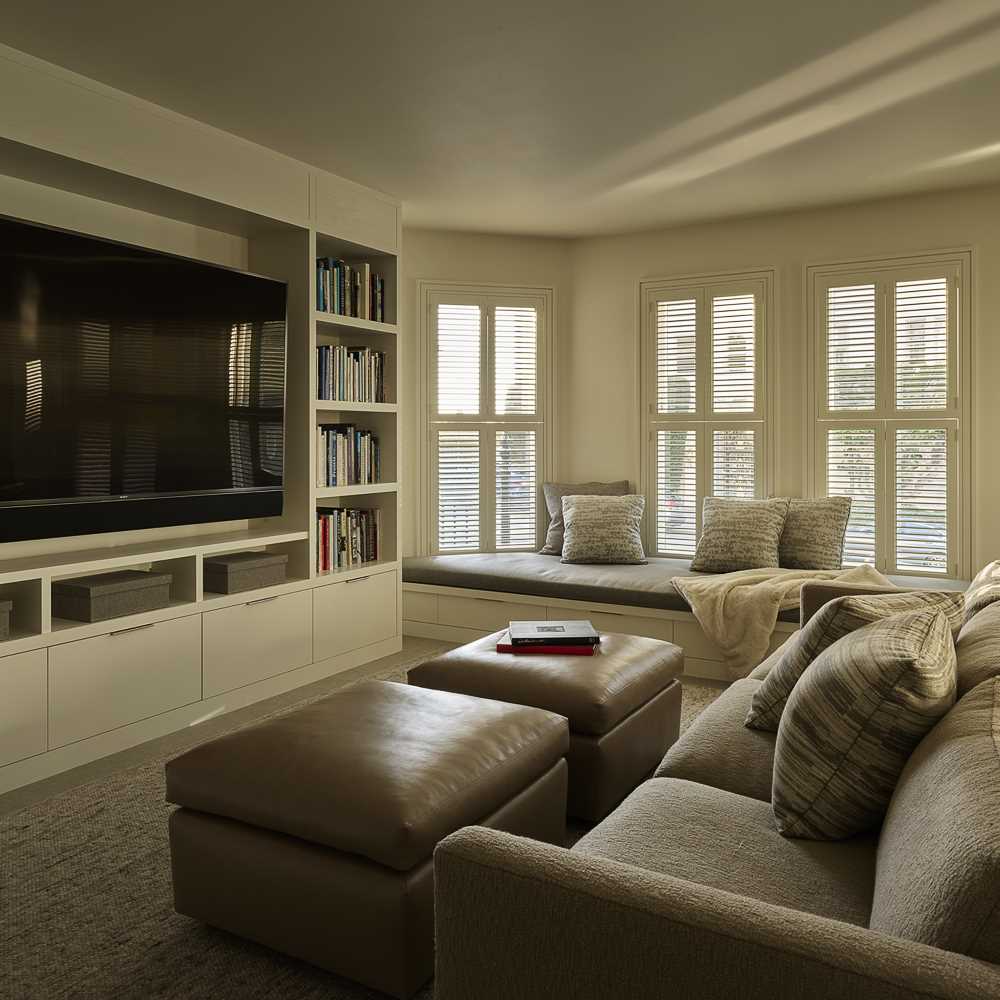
left=49, top=616, right=201, bottom=749
left=203, top=591, right=313, bottom=698
left=314, top=571, right=397, bottom=661
left=0, top=649, right=47, bottom=766
left=402, top=590, right=438, bottom=624
left=580, top=611, right=674, bottom=643
left=438, top=595, right=526, bottom=632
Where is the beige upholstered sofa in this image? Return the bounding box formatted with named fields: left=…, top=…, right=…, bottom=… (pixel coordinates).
left=432, top=581, right=1000, bottom=1000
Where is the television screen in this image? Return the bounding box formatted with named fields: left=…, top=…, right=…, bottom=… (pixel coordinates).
left=0, top=216, right=287, bottom=542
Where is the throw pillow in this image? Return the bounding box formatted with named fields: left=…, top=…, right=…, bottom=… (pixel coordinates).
left=746, top=589, right=965, bottom=732
left=778, top=496, right=852, bottom=570
left=964, top=560, right=1000, bottom=623
left=689, top=497, right=789, bottom=573
left=539, top=480, right=630, bottom=555
left=561, top=494, right=646, bottom=565
left=772, top=609, right=956, bottom=840
left=955, top=601, right=1000, bottom=697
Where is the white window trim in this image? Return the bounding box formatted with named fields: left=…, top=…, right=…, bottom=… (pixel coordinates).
left=804, top=249, right=973, bottom=578
left=416, top=280, right=556, bottom=555
left=637, top=267, right=777, bottom=556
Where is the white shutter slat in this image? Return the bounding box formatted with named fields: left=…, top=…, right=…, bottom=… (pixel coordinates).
left=711, top=294, right=755, bottom=413
left=656, top=299, right=697, bottom=414
left=895, top=278, right=949, bottom=410
left=895, top=427, right=948, bottom=574
left=712, top=428, right=756, bottom=498
left=495, top=430, right=536, bottom=549
left=437, top=430, right=480, bottom=551
left=827, top=284, right=876, bottom=410
left=827, top=428, right=876, bottom=566
left=436, top=304, right=480, bottom=414
left=656, top=429, right=697, bottom=556
left=494, top=306, right=537, bottom=416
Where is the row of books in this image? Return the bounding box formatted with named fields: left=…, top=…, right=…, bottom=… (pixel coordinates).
left=316, top=424, right=381, bottom=487
left=316, top=258, right=386, bottom=322
left=317, top=345, right=386, bottom=403
left=496, top=620, right=601, bottom=656
left=316, top=508, right=382, bottom=573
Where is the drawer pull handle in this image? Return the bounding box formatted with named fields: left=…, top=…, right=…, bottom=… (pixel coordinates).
left=110, top=623, right=157, bottom=637
left=246, top=596, right=279, bottom=607
left=346, top=576, right=371, bottom=584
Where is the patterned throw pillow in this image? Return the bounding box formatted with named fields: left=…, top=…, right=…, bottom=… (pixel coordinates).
left=772, top=609, right=956, bottom=840
left=964, top=560, right=1000, bottom=623
left=746, top=589, right=965, bottom=732
left=561, top=494, right=646, bottom=565
left=689, top=497, right=789, bottom=573
left=778, top=496, right=852, bottom=570
left=955, top=601, right=1000, bottom=697
left=539, top=480, right=630, bottom=555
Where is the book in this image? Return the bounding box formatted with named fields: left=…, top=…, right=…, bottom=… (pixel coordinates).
left=495, top=631, right=595, bottom=656
left=508, top=620, right=601, bottom=647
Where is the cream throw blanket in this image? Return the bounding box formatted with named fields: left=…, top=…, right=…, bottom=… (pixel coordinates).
left=672, top=564, right=892, bottom=680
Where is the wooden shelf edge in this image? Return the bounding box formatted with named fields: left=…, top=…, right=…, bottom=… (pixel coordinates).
left=314, top=400, right=398, bottom=413
left=315, top=483, right=399, bottom=499
left=314, top=312, right=398, bottom=336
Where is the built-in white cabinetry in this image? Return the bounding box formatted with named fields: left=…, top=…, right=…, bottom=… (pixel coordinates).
left=203, top=591, right=313, bottom=697
left=0, top=650, right=46, bottom=766
left=313, top=570, right=397, bottom=661
left=48, top=616, right=202, bottom=748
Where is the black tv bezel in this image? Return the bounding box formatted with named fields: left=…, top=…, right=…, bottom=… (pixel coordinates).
left=0, top=214, right=289, bottom=543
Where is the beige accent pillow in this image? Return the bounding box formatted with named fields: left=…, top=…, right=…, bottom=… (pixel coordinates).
left=539, top=480, right=630, bottom=555
left=561, top=494, right=646, bottom=565
left=746, top=589, right=965, bottom=732
left=689, top=497, right=789, bottom=573
left=778, top=496, right=852, bottom=570
left=955, top=601, right=1000, bottom=697
left=772, top=609, right=956, bottom=840
left=964, top=560, right=1000, bottom=623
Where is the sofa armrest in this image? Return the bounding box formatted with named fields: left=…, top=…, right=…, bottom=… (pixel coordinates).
left=434, top=827, right=1000, bottom=1000
left=800, top=581, right=903, bottom=627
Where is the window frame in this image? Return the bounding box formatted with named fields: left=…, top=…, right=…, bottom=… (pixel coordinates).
left=639, top=268, right=776, bottom=557
left=417, top=281, right=556, bottom=555
left=805, top=250, right=972, bottom=579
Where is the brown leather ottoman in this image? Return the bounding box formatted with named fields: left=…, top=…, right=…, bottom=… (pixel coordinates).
left=409, top=631, right=683, bottom=822
left=165, top=681, right=568, bottom=999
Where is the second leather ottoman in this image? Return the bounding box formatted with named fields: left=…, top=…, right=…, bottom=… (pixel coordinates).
left=410, top=630, right=683, bottom=822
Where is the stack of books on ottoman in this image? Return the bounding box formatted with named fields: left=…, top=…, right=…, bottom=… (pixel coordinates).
left=496, top=620, right=601, bottom=656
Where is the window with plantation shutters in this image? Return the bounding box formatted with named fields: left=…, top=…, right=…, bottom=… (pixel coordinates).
left=642, top=271, right=771, bottom=557
left=425, top=286, right=550, bottom=553
left=811, top=253, right=967, bottom=577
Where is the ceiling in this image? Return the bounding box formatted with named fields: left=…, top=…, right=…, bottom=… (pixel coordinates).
left=1, top=0, right=1000, bottom=236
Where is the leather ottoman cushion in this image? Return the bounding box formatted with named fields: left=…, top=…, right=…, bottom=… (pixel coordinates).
left=165, top=680, right=568, bottom=872
left=409, top=630, right=683, bottom=737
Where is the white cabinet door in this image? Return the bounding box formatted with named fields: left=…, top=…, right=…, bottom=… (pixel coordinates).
left=49, top=615, right=202, bottom=749
left=203, top=590, right=313, bottom=698
left=313, top=571, right=397, bottom=661
left=0, top=649, right=47, bottom=766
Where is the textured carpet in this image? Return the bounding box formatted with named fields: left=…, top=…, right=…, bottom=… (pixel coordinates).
left=1, top=660, right=722, bottom=1000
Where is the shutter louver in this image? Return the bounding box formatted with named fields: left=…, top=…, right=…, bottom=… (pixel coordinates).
left=494, top=306, right=537, bottom=415
left=711, top=294, right=755, bottom=413
left=827, top=284, right=876, bottom=410
left=656, top=299, right=697, bottom=414
left=712, top=429, right=756, bottom=498
left=656, top=429, right=697, bottom=556
left=895, top=427, right=948, bottom=573
left=437, top=430, right=480, bottom=550
left=436, top=304, right=480, bottom=414
left=895, top=278, right=949, bottom=410
left=827, top=428, right=876, bottom=566
left=495, top=430, right=536, bottom=549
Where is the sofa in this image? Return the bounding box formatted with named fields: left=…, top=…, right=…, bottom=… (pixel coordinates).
left=431, top=580, right=1000, bottom=1000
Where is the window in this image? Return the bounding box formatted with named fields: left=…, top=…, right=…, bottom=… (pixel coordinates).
left=423, top=285, right=552, bottom=553
left=641, top=271, right=773, bottom=557
left=809, top=253, right=970, bottom=577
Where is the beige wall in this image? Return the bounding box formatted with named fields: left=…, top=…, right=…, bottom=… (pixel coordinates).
left=404, top=182, right=1000, bottom=570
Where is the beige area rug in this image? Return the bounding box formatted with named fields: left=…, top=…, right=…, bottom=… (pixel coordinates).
left=1, top=651, right=721, bottom=1000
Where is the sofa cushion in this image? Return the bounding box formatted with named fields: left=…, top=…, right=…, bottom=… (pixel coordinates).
left=746, top=590, right=965, bottom=732
left=690, top=497, right=789, bottom=573
left=540, top=480, right=630, bottom=555
left=165, top=681, right=568, bottom=872
left=772, top=610, right=957, bottom=840
left=655, top=678, right=775, bottom=803
left=955, top=601, right=1000, bottom=697
left=574, top=777, right=876, bottom=926
left=778, top=496, right=852, bottom=571
left=561, top=494, right=646, bottom=565
left=871, top=677, right=1000, bottom=962
left=964, top=559, right=1000, bottom=622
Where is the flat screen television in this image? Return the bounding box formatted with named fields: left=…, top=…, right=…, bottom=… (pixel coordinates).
left=0, top=216, right=287, bottom=543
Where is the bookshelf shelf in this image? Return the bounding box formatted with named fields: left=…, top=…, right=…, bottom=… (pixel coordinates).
left=315, top=483, right=398, bottom=499
left=315, top=401, right=398, bottom=414
left=314, top=558, right=400, bottom=584
left=314, top=312, right=398, bottom=336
